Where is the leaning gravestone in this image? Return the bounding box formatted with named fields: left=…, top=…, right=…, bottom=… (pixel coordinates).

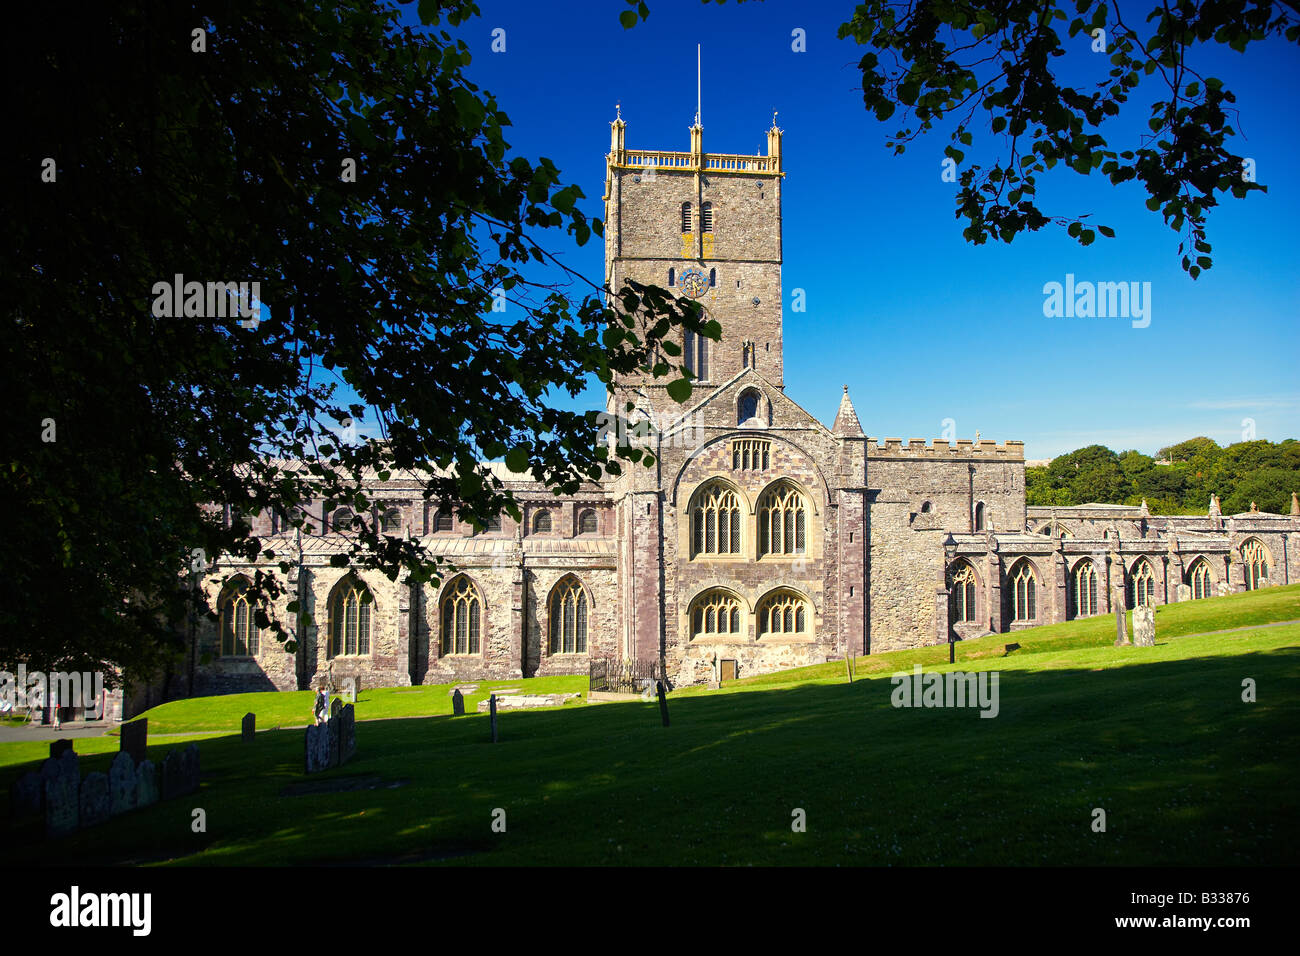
left=10, top=771, right=43, bottom=819
left=338, top=704, right=356, bottom=765
left=1133, top=606, right=1156, bottom=647
left=330, top=697, right=342, bottom=721
left=120, top=718, right=148, bottom=766
left=79, top=772, right=112, bottom=828
left=241, top=712, right=255, bottom=742
left=109, top=751, right=137, bottom=815
left=43, top=751, right=79, bottom=838
left=451, top=689, right=465, bottom=716
left=50, top=738, right=73, bottom=759
left=135, top=759, right=159, bottom=808
left=1176, top=583, right=1192, bottom=603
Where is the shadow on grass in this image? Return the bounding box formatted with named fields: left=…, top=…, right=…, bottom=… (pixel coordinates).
left=4, top=647, right=1297, bottom=867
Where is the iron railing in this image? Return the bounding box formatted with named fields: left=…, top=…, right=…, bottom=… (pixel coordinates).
left=589, top=658, right=665, bottom=695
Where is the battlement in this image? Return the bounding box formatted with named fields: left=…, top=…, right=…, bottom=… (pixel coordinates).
left=866, top=438, right=1025, bottom=460
left=611, top=148, right=781, bottom=176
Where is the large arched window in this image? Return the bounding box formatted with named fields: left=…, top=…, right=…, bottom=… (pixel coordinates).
left=1128, top=558, right=1156, bottom=608
left=1241, top=539, right=1270, bottom=590
left=440, top=576, right=482, bottom=656
left=950, top=562, right=978, bottom=624
left=1071, top=560, right=1098, bottom=619
left=548, top=576, right=588, bottom=654
left=689, top=589, right=744, bottom=639
left=1009, top=560, right=1037, bottom=622
left=756, top=590, right=810, bottom=637
left=738, top=388, right=761, bottom=424
left=328, top=576, right=372, bottom=658
left=757, top=481, right=807, bottom=557
left=1187, top=557, right=1212, bottom=600
left=219, top=578, right=260, bottom=657
left=533, top=510, right=552, bottom=534
left=690, top=481, right=742, bottom=558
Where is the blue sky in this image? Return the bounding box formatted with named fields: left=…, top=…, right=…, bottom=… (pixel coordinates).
left=370, top=0, right=1299, bottom=459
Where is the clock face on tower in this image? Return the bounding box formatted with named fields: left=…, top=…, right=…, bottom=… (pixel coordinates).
left=679, top=267, right=707, bottom=297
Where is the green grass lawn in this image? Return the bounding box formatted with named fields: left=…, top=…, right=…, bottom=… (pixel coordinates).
left=3, top=585, right=1297, bottom=866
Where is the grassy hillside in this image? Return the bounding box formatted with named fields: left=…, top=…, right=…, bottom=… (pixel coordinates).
left=2, top=585, right=1296, bottom=866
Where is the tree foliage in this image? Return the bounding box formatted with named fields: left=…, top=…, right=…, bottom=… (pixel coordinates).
left=1026, top=437, right=1300, bottom=513
left=4, top=0, right=709, bottom=677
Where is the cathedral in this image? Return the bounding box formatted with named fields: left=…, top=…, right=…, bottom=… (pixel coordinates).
left=179, top=113, right=1299, bottom=700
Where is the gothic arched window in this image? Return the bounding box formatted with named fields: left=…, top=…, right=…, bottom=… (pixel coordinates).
left=757, top=481, right=807, bottom=557
left=440, top=576, right=482, bottom=656
left=328, top=576, right=372, bottom=658
left=1187, top=557, right=1212, bottom=600
left=548, top=576, right=588, bottom=654
left=689, top=589, right=744, bottom=639
left=690, top=481, right=742, bottom=558
left=1010, top=560, right=1036, bottom=622
left=1241, top=539, right=1269, bottom=590
left=1071, top=560, right=1098, bottom=618
left=950, top=562, right=977, bottom=624
left=219, top=578, right=260, bottom=657
left=1128, top=558, right=1156, bottom=608
left=756, top=590, right=810, bottom=637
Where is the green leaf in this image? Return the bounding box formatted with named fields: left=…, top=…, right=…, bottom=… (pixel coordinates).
left=618, top=10, right=636, bottom=28
left=505, top=447, right=530, bottom=473
left=666, top=378, right=693, bottom=403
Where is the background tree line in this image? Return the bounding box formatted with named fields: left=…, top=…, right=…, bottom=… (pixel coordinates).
left=1025, top=437, right=1300, bottom=515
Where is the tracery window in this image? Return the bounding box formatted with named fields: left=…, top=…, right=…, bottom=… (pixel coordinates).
left=1241, top=539, right=1269, bottom=591
left=950, top=563, right=977, bottom=624
left=1187, top=558, right=1212, bottom=600
left=757, top=482, right=807, bottom=557
left=1010, top=560, right=1036, bottom=622
left=756, top=590, right=810, bottom=637
left=219, top=579, right=260, bottom=657
left=689, top=590, right=744, bottom=639
left=328, top=576, right=372, bottom=658
left=440, top=576, right=482, bottom=656
left=1071, top=560, right=1098, bottom=618
left=690, top=481, right=742, bottom=558
left=731, top=439, right=770, bottom=471
left=548, top=576, right=588, bottom=654
left=1128, top=559, right=1156, bottom=608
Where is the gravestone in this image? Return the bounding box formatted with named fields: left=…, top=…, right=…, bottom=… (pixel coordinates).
left=1176, top=583, right=1192, bottom=602
left=657, top=681, right=670, bottom=727
left=489, top=695, right=498, bottom=743
left=342, top=676, right=359, bottom=703
left=43, top=751, right=79, bottom=838
left=241, top=712, right=255, bottom=742
left=1133, top=606, right=1156, bottom=647
left=162, top=750, right=182, bottom=799
left=1113, top=594, right=1130, bottom=646
left=109, top=751, right=137, bottom=815
left=720, top=660, right=738, bottom=684
left=327, top=708, right=341, bottom=767
left=120, top=718, right=148, bottom=766
left=330, top=697, right=342, bottom=721
left=79, top=772, right=112, bottom=828
left=50, top=739, right=73, bottom=759
left=135, top=759, right=159, bottom=808
left=1216, top=580, right=1231, bottom=597
left=161, top=747, right=199, bottom=800
left=338, top=704, right=356, bottom=765
left=304, top=722, right=330, bottom=773
left=10, top=771, right=43, bottom=818
left=181, top=744, right=201, bottom=795
left=451, top=689, right=465, bottom=716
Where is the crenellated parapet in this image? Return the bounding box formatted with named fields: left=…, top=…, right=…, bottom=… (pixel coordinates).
left=866, top=438, right=1025, bottom=460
